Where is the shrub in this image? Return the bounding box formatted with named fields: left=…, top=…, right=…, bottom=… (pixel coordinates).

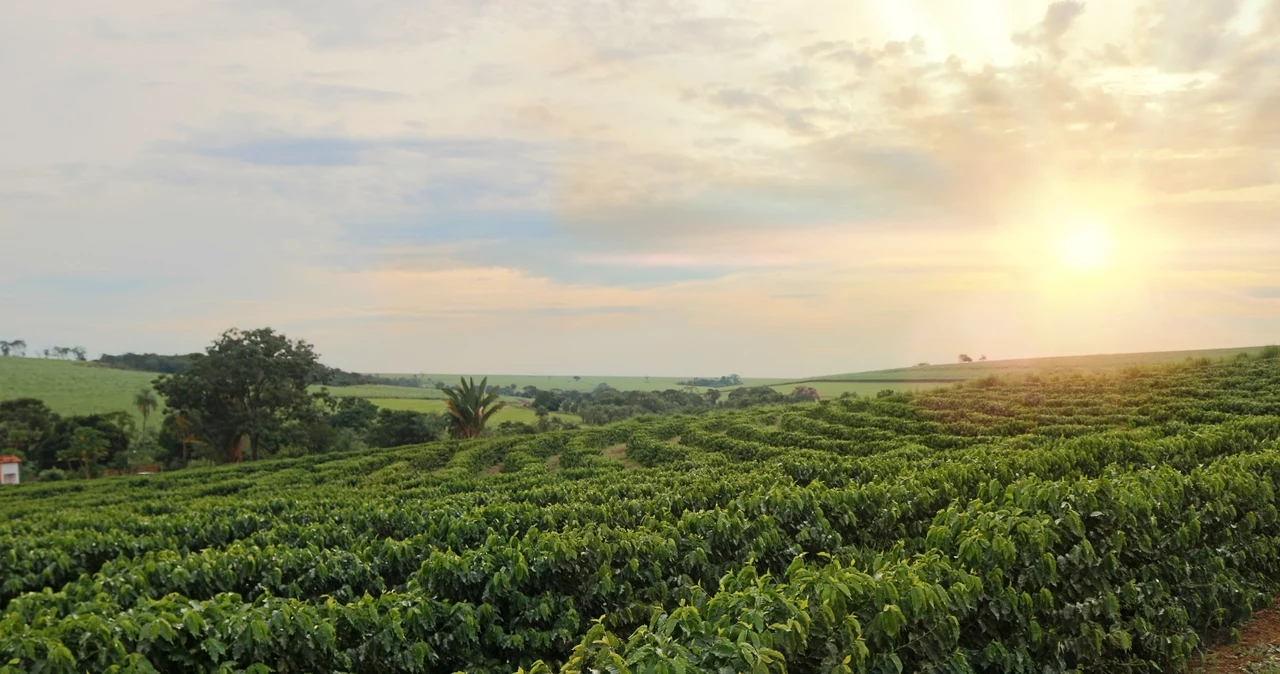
left=37, top=468, right=67, bottom=482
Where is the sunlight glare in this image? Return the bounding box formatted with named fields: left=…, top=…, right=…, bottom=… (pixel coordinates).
left=1058, top=223, right=1114, bottom=272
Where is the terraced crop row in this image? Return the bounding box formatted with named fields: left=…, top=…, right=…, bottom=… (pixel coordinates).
left=3, top=356, right=1280, bottom=672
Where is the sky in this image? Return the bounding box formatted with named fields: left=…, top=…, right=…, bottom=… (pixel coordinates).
left=1, top=0, right=1277, bottom=377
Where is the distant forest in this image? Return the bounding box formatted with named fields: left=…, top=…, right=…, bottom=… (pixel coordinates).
left=97, top=352, right=419, bottom=387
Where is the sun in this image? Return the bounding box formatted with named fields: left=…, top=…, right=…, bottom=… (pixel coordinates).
left=1058, top=223, right=1114, bottom=272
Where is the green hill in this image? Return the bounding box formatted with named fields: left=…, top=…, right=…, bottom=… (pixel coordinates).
left=0, top=357, right=157, bottom=423
left=806, top=345, right=1265, bottom=382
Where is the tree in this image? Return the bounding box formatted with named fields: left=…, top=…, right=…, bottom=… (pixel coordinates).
left=156, top=411, right=205, bottom=464
left=60, top=426, right=109, bottom=478
left=330, top=397, right=379, bottom=432
left=71, top=346, right=87, bottom=361
left=724, top=386, right=785, bottom=408
left=979, top=355, right=987, bottom=361
left=44, top=412, right=133, bottom=471
left=124, top=432, right=161, bottom=469
left=153, top=328, right=325, bottom=462
left=533, top=389, right=563, bottom=412
left=790, top=386, right=821, bottom=402
left=0, top=398, right=58, bottom=465
left=134, top=389, right=159, bottom=436
left=443, top=377, right=506, bottom=439
left=958, top=354, right=973, bottom=363
left=367, top=409, right=445, bottom=447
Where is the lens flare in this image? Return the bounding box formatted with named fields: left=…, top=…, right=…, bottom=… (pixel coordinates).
left=1058, top=223, right=1113, bottom=272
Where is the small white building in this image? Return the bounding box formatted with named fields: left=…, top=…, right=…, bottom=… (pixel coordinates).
left=0, top=456, right=21, bottom=485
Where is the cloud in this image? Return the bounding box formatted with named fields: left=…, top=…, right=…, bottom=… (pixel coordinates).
left=1013, top=1, right=1087, bottom=55
left=3, top=0, right=1280, bottom=375
left=193, top=136, right=543, bottom=167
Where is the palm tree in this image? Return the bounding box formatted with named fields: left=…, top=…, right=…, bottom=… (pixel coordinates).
left=134, top=389, right=159, bottom=436
left=443, top=377, right=505, bottom=439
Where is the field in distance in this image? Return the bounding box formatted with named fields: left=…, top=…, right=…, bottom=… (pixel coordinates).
left=3, top=345, right=1268, bottom=423
left=0, top=357, right=157, bottom=424
left=797, top=345, right=1268, bottom=383
left=736, top=345, right=1272, bottom=400
left=374, top=373, right=792, bottom=393
left=368, top=398, right=581, bottom=425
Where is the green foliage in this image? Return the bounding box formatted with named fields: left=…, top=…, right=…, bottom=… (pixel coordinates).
left=98, top=352, right=196, bottom=373
left=153, top=328, right=325, bottom=462
left=330, top=397, right=380, bottom=432
left=724, top=386, right=786, bottom=408
left=4, top=358, right=1280, bottom=672
left=366, top=409, right=446, bottom=448
left=36, top=468, right=67, bottom=482
left=676, top=374, right=743, bottom=388
left=58, top=426, right=109, bottom=478
left=443, top=377, right=506, bottom=439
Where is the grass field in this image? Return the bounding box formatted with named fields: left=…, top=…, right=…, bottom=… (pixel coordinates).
left=367, top=397, right=582, bottom=425
left=320, top=384, right=447, bottom=400
left=0, top=357, right=157, bottom=424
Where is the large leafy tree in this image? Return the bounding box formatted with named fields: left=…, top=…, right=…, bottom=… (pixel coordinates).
left=153, top=328, right=325, bottom=462
left=443, top=377, right=505, bottom=439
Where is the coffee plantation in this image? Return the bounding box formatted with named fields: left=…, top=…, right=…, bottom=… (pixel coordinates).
left=4, top=355, right=1280, bottom=673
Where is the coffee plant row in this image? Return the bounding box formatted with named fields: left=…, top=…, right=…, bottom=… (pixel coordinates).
left=4, top=356, right=1280, bottom=673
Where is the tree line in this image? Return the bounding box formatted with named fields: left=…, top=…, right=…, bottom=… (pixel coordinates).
left=675, top=374, right=742, bottom=388
left=505, top=381, right=820, bottom=427
left=0, top=340, right=85, bottom=360
left=97, top=350, right=422, bottom=388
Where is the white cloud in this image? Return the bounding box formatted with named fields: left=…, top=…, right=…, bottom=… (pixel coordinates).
left=2, top=0, right=1278, bottom=375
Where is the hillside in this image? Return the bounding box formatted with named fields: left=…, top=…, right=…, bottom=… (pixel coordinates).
left=808, top=344, right=1265, bottom=382
left=0, top=357, right=157, bottom=423
left=4, top=354, right=1280, bottom=671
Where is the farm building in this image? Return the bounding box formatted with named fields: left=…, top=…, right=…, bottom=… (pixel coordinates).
left=0, top=456, right=20, bottom=485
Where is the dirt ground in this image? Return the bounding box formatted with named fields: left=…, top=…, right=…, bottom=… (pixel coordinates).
left=1194, top=605, right=1280, bottom=674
